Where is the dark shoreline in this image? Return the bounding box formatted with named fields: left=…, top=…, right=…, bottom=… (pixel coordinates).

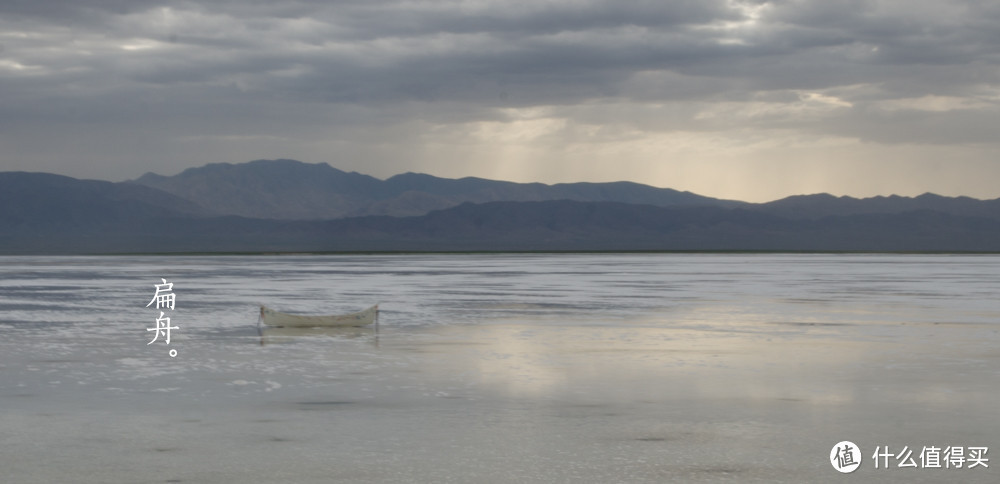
left=7, top=249, right=1000, bottom=256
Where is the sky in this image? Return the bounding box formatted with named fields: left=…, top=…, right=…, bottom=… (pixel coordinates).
left=1, top=0, right=999, bottom=202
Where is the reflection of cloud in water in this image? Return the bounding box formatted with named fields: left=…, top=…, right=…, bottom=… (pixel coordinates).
left=415, top=322, right=869, bottom=405
left=416, top=318, right=998, bottom=417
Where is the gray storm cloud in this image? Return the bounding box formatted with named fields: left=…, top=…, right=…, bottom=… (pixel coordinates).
left=1, top=0, right=998, bottom=201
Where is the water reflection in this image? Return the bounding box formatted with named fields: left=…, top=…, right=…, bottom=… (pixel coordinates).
left=402, top=319, right=997, bottom=415
left=259, top=325, right=379, bottom=346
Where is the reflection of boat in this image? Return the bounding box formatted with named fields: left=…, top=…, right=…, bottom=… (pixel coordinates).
left=259, top=304, right=378, bottom=328
left=259, top=325, right=375, bottom=345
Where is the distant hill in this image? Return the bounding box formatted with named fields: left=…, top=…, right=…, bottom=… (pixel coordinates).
left=294, top=201, right=1000, bottom=252
left=2, top=170, right=1000, bottom=253
left=759, top=193, right=1000, bottom=221
left=130, top=159, right=740, bottom=219
left=131, top=159, right=384, bottom=219
left=0, top=172, right=223, bottom=253
left=0, top=172, right=209, bottom=229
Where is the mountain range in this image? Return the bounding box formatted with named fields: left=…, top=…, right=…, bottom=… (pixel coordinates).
left=131, top=159, right=739, bottom=219
left=2, top=159, right=999, bottom=253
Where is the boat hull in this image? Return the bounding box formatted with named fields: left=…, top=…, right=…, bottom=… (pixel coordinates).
left=260, top=304, right=378, bottom=328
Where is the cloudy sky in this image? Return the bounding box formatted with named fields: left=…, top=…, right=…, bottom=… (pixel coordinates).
left=2, top=0, right=998, bottom=202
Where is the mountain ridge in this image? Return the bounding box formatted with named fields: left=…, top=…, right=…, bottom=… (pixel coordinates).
left=3, top=161, right=999, bottom=253
left=129, top=159, right=743, bottom=219
left=128, top=159, right=1000, bottom=221
left=761, top=191, right=1000, bottom=220
left=3, top=195, right=998, bottom=253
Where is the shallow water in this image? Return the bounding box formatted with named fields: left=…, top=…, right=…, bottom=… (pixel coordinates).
left=1, top=254, right=998, bottom=482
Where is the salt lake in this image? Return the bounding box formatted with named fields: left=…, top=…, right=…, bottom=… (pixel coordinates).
left=1, top=253, right=997, bottom=482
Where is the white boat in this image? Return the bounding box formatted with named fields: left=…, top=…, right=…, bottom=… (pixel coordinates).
left=259, top=304, right=378, bottom=328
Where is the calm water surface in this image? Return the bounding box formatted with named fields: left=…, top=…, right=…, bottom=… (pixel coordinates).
left=1, top=254, right=998, bottom=483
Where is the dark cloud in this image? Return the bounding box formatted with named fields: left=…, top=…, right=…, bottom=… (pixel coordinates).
left=1, top=0, right=998, bottom=200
